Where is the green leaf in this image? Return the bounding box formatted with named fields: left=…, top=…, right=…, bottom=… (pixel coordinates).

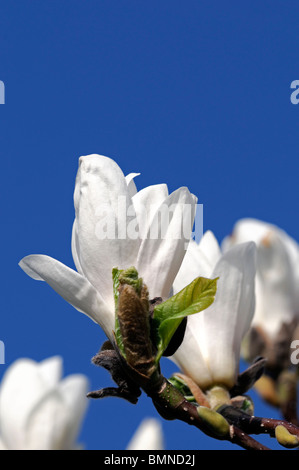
left=112, top=267, right=122, bottom=308
left=152, top=277, right=218, bottom=362
left=168, top=375, right=196, bottom=402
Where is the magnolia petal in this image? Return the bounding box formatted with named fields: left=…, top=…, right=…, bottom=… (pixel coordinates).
left=0, top=359, right=53, bottom=449
left=173, top=242, right=256, bottom=390
left=125, top=172, right=140, bottom=198
left=203, top=242, right=256, bottom=388
left=25, top=374, right=88, bottom=450
left=225, top=217, right=299, bottom=335
left=171, top=313, right=214, bottom=390
left=73, top=154, right=140, bottom=310
left=132, top=183, right=169, bottom=239
left=25, top=389, right=70, bottom=450
left=197, top=230, right=222, bottom=266
left=71, top=219, right=84, bottom=274
left=224, top=218, right=272, bottom=246
left=220, top=235, right=232, bottom=253
left=254, top=233, right=297, bottom=338
left=37, top=356, right=63, bottom=388
left=173, top=230, right=221, bottom=294
left=271, top=228, right=299, bottom=314
left=173, top=239, right=214, bottom=294
left=19, top=255, right=114, bottom=340
left=57, top=375, right=89, bottom=449
left=136, top=187, right=197, bottom=300
left=0, top=437, right=7, bottom=450
left=224, top=218, right=299, bottom=258
left=126, top=418, right=164, bottom=450
left=0, top=358, right=88, bottom=450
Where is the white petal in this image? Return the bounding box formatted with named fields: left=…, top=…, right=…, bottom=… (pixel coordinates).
left=25, top=389, right=69, bottom=450
left=25, top=374, right=89, bottom=450
left=198, top=230, right=221, bottom=267
left=0, top=437, right=7, bottom=450
left=272, top=229, right=299, bottom=313
left=173, top=242, right=256, bottom=390
left=173, top=239, right=214, bottom=293
left=203, top=242, right=256, bottom=388
left=126, top=418, right=164, bottom=450
left=0, top=358, right=88, bottom=450
left=71, top=219, right=83, bottom=274
left=221, top=234, right=233, bottom=253
left=136, top=187, right=197, bottom=299
left=57, top=375, right=89, bottom=449
left=38, top=356, right=63, bottom=387
left=0, top=359, right=52, bottom=449
left=253, top=233, right=297, bottom=338
left=132, top=184, right=168, bottom=239
left=73, top=154, right=140, bottom=310
left=226, top=218, right=273, bottom=245
left=171, top=313, right=214, bottom=390
left=125, top=172, right=140, bottom=198
left=225, top=218, right=299, bottom=334
left=19, top=255, right=114, bottom=340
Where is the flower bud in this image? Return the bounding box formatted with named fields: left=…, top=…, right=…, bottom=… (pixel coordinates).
left=275, top=425, right=299, bottom=448
left=197, top=406, right=230, bottom=438
left=116, top=267, right=156, bottom=379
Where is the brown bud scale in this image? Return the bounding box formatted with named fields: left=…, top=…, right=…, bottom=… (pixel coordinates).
left=117, top=283, right=156, bottom=378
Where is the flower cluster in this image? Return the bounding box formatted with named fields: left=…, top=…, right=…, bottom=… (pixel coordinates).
left=15, top=154, right=299, bottom=450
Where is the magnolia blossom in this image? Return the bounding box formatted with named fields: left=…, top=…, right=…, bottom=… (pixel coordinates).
left=222, top=218, right=299, bottom=341
left=126, top=418, right=164, bottom=450
left=19, top=155, right=197, bottom=342
left=0, top=356, right=88, bottom=450
left=171, top=231, right=256, bottom=391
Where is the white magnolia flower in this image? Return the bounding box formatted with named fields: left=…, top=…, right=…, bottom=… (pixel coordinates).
left=19, top=155, right=197, bottom=343
left=222, top=218, right=299, bottom=340
left=0, top=356, right=88, bottom=450
left=171, top=231, right=256, bottom=391
left=126, top=418, right=164, bottom=450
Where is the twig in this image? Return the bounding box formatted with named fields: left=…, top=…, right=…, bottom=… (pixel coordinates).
left=229, top=426, right=270, bottom=451
left=147, top=378, right=270, bottom=450
left=218, top=404, right=299, bottom=440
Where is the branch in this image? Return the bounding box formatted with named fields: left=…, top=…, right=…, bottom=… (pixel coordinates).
left=89, top=335, right=299, bottom=450
left=217, top=404, right=299, bottom=448
left=147, top=377, right=270, bottom=450
left=89, top=341, right=272, bottom=449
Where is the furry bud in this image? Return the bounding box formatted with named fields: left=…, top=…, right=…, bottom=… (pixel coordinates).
left=116, top=268, right=156, bottom=379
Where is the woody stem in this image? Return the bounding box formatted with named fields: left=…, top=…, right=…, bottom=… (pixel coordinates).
left=145, top=377, right=269, bottom=450
left=218, top=404, right=299, bottom=439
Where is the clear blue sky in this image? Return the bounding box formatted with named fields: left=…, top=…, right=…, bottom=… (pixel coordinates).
left=1, top=0, right=299, bottom=450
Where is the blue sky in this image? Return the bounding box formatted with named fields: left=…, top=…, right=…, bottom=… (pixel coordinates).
left=1, top=0, right=299, bottom=450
